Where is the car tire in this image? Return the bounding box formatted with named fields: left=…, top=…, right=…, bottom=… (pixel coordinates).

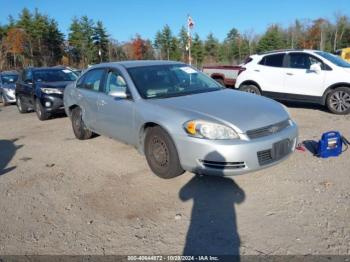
left=214, top=78, right=225, bottom=87
left=144, top=126, right=185, bottom=179
left=16, top=95, right=28, bottom=113
left=35, top=99, right=50, bottom=121
left=240, top=84, right=261, bottom=95
left=1, top=94, right=9, bottom=106
left=71, top=107, right=93, bottom=140
left=326, top=87, right=350, bottom=115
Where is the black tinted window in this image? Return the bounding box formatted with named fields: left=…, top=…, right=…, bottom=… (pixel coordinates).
left=34, top=69, right=77, bottom=82
left=78, top=69, right=104, bottom=92
left=259, top=54, right=284, bottom=67
left=1, top=75, right=18, bottom=84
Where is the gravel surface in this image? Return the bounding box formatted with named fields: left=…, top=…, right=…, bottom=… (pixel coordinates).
left=0, top=103, right=349, bottom=255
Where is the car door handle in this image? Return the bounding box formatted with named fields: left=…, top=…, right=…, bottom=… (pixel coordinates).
left=254, top=69, right=260, bottom=72
left=286, top=72, right=294, bottom=76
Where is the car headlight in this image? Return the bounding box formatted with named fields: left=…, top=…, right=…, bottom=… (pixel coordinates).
left=40, top=88, right=63, bottom=94
left=184, top=120, right=239, bottom=140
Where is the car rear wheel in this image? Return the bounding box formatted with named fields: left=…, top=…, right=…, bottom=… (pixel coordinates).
left=326, top=87, right=350, bottom=115
left=240, top=84, right=261, bottom=95
left=16, top=96, right=28, bottom=113
left=71, top=107, right=93, bottom=140
left=214, top=78, right=225, bottom=87
left=35, top=99, right=50, bottom=121
left=144, top=126, right=185, bottom=179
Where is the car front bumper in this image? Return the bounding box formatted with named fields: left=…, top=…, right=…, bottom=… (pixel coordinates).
left=2, top=89, right=16, bottom=103
left=175, top=121, right=298, bottom=176
left=39, top=94, right=65, bottom=113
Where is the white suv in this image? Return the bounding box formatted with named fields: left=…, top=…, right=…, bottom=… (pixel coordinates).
left=235, top=49, right=350, bottom=114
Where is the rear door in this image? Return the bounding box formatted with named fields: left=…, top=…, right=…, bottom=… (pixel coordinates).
left=96, top=68, right=135, bottom=144
left=75, top=68, right=106, bottom=132
left=256, top=53, right=287, bottom=96
left=284, top=52, right=326, bottom=97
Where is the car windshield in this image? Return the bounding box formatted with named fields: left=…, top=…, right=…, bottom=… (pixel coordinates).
left=33, top=69, right=78, bottom=82
left=127, top=64, right=223, bottom=99
left=1, top=75, right=18, bottom=84
left=316, top=51, right=350, bottom=68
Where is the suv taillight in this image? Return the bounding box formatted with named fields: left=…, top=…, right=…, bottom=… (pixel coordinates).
left=237, top=67, right=246, bottom=76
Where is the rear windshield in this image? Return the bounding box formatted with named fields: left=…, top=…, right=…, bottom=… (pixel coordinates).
left=34, top=69, right=78, bottom=82
left=316, top=51, right=350, bottom=68
left=1, top=75, right=18, bottom=84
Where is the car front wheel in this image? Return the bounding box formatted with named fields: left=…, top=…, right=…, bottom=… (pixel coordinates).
left=144, top=126, right=185, bottom=179
left=1, top=94, right=9, bottom=106
left=35, top=99, right=50, bottom=121
left=16, top=96, right=28, bottom=113
left=71, top=107, right=93, bottom=140
left=326, top=87, right=350, bottom=115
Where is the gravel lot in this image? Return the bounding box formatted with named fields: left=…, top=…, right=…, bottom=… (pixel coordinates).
left=0, top=102, right=349, bottom=256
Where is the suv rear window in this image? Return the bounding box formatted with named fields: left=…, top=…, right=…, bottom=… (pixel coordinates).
left=259, top=54, right=284, bottom=67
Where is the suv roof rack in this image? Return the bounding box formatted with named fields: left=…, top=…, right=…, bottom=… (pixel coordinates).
left=258, top=49, right=305, bottom=55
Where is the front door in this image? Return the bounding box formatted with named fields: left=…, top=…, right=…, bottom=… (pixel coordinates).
left=283, top=52, right=326, bottom=97
left=96, top=69, right=135, bottom=145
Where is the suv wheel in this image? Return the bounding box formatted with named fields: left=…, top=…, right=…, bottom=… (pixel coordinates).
left=71, top=107, right=93, bottom=140
left=326, top=87, right=350, bottom=115
left=240, top=84, right=261, bottom=95
left=16, top=96, right=28, bottom=113
left=144, top=126, right=185, bottom=179
left=35, top=99, right=50, bottom=121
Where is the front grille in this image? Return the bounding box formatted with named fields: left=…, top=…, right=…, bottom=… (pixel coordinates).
left=200, top=160, right=246, bottom=170
left=257, top=139, right=292, bottom=166
left=247, top=119, right=290, bottom=139
left=257, top=149, right=273, bottom=166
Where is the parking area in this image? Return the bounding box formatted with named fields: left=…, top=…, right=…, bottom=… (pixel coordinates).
left=0, top=103, right=349, bottom=255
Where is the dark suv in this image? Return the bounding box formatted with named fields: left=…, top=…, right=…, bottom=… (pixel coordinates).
left=15, top=67, right=77, bottom=120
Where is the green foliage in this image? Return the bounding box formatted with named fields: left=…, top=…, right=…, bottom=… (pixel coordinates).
left=257, top=25, right=285, bottom=53
left=2, top=8, right=350, bottom=70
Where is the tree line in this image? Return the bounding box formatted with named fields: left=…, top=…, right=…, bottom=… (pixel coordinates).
left=1, top=8, right=350, bottom=70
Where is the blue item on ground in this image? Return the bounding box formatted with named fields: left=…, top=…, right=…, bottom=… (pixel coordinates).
left=317, top=131, right=343, bottom=158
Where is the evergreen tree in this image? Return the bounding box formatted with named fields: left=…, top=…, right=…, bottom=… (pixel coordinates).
left=256, top=25, right=285, bottom=53
left=93, top=21, right=109, bottom=62
left=204, top=33, right=220, bottom=63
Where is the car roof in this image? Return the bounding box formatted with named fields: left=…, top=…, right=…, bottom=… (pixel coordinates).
left=31, top=66, right=66, bottom=71
left=0, top=70, right=19, bottom=75
left=258, top=49, right=322, bottom=56
left=94, top=60, right=185, bottom=69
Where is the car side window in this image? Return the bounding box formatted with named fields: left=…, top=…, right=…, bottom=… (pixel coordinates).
left=259, top=54, right=285, bottom=67
left=288, top=53, right=329, bottom=70
left=78, top=69, right=104, bottom=92
left=105, top=70, right=127, bottom=94
left=23, top=69, right=33, bottom=83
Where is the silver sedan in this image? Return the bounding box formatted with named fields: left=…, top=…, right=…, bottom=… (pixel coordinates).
left=0, top=71, right=18, bottom=106
left=64, top=61, right=298, bottom=178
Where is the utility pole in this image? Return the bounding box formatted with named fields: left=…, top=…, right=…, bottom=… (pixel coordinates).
left=187, top=15, right=194, bottom=65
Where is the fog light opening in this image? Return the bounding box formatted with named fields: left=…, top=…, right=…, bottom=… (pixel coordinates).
left=45, top=101, right=52, bottom=107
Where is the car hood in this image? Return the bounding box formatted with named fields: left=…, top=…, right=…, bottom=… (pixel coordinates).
left=37, top=81, right=72, bottom=89
left=150, top=89, right=290, bottom=133
left=2, top=83, right=16, bottom=89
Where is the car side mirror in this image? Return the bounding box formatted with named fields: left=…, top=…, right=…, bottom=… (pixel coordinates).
left=108, top=90, right=129, bottom=99
left=24, top=79, right=33, bottom=85
left=310, top=63, right=322, bottom=73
